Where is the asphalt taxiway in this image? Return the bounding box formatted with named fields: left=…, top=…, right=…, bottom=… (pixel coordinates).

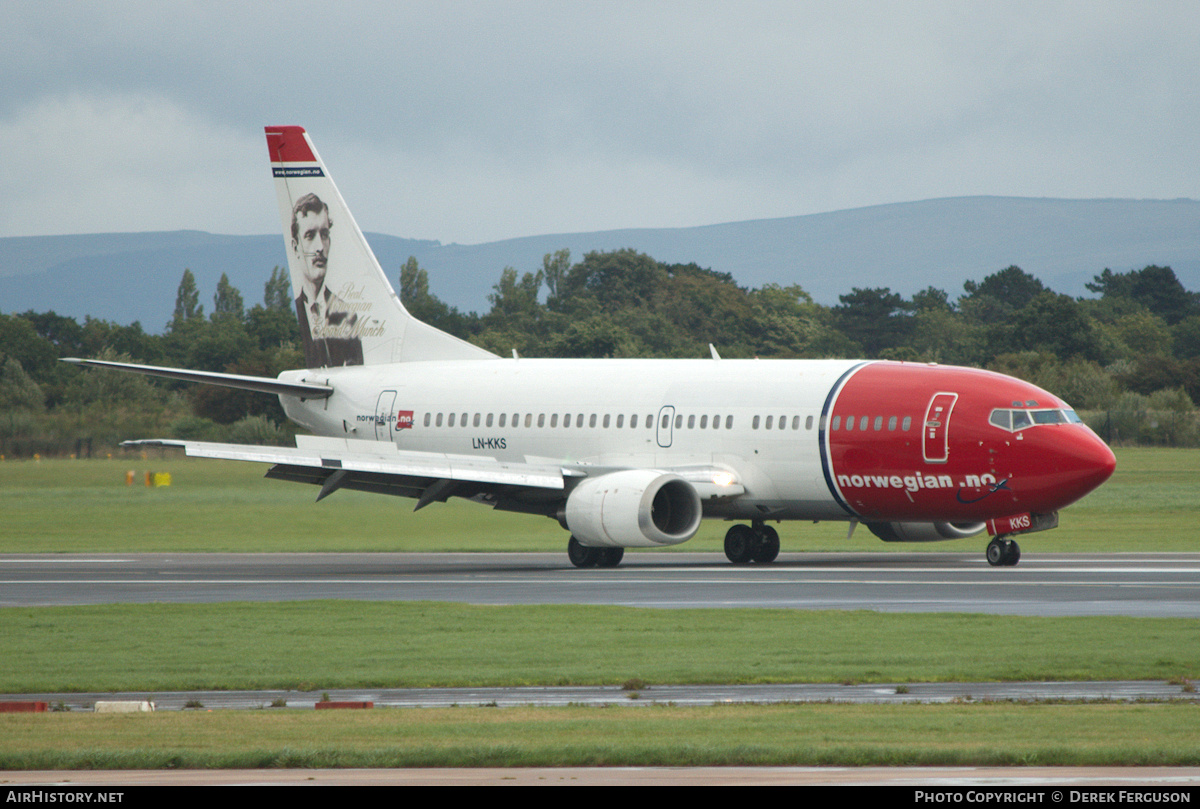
left=2, top=551, right=1198, bottom=618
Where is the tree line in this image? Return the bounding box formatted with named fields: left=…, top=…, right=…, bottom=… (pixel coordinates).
left=2, top=252, right=1197, bottom=456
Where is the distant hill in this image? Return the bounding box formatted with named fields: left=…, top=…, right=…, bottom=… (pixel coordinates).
left=4, top=197, right=1199, bottom=330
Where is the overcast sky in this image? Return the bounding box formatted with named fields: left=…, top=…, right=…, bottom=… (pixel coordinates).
left=3, top=1, right=1197, bottom=245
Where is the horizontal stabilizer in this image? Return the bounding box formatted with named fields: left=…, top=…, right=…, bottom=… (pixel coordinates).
left=62, top=358, right=333, bottom=399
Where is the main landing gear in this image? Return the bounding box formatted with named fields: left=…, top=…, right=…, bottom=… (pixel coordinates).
left=986, top=536, right=1021, bottom=567
left=724, top=522, right=780, bottom=564
left=567, top=536, right=625, bottom=568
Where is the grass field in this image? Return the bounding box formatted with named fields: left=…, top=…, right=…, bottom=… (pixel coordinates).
left=3, top=703, right=1200, bottom=769
left=2, top=602, right=1198, bottom=693
left=2, top=446, right=1197, bottom=553
left=2, top=447, right=1197, bottom=769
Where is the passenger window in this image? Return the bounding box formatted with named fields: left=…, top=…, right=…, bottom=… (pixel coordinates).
left=564, top=413, right=571, bottom=428
left=713, top=414, right=720, bottom=428
left=498, top=413, right=505, bottom=427
left=752, top=415, right=761, bottom=430
left=832, top=415, right=841, bottom=430
left=629, top=414, right=637, bottom=428
left=474, top=413, right=481, bottom=428
left=725, top=415, right=733, bottom=429
left=603, top=414, right=610, bottom=428
left=486, top=413, right=494, bottom=427
left=700, top=415, right=708, bottom=429
left=550, top=414, right=558, bottom=428
left=860, top=416, right=868, bottom=431
left=778, top=415, right=786, bottom=430
left=448, top=413, right=456, bottom=427
left=616, top=414, right=623, bottom=428
left=901, top=416, right=911, bottom=431
left=436, top=413, right=444, bottom=427
left=874, top=416, right=882, bottom=431
left=688, top=415, right=695, bottom=429
left=888, top=416, right=897, bottom=431
left=674, top=414, right=682, bottom=429
left=589, top=414, right=597, bottom=428
left=765, top=415, right=773, bottom=429
left=461, top=413, right=467, bottom=427
left=845, top=415, right=853, bottom=431
left=577, top=414, right=583, bottom=428
left=424, top=413, right=431, bottom=427
left=805, top=415, right=813, bottom=430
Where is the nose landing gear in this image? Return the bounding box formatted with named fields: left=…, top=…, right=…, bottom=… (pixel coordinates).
left=986, top=536, right=1021, bottom=567
left=724, top=522, right=781, bottom=564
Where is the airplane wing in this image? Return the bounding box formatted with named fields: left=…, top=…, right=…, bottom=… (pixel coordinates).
left=124, top=434, right=745, bottom=512
left=126, top=435, right=570, bottom=511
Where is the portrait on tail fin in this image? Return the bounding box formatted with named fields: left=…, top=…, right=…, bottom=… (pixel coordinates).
left=267, top=125, right=494, bottom=366
left=290, top=192, right=364, bottom=367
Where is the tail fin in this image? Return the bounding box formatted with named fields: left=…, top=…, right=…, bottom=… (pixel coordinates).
left=265, top=126, right=495, bottom=367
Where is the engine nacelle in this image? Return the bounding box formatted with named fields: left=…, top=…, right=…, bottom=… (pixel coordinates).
left=867, top=521, right=986, bottom=543
left=564, top=470, right=703, bottom=548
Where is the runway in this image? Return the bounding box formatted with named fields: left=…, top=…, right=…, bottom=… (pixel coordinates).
left=2, top=551, right=1198, bottom=618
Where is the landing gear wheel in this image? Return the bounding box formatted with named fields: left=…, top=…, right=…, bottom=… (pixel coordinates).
left=986, top=537, right=1021, bottom=567
left=986, top=538, right=1005, bottom=567
left=751, top=524, right=780, bottom=563
left=724, top=524, right=758, bottom=564
left=1002, top=539, right=1020, bottom=566
left=567, top=536, right=600, bottom=568
left=596, top=547, right=625, bottom=568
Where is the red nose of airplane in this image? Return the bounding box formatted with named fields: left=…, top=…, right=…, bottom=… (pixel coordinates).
left=1022, top=425, right=1116, bottom=512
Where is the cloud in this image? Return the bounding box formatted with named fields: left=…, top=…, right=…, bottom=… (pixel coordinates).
left=0, top=94, right=273, bottom=236
left=3, top=2, right=1199, bottom=243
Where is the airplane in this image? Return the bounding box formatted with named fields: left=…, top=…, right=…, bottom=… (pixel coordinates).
left=66, top=125, right=1117, bottom=568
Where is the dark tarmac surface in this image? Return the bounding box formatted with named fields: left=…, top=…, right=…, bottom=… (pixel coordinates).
left=4, top=680, right=1198, bottom=711
left=3, top=551, right=1199, bottom=617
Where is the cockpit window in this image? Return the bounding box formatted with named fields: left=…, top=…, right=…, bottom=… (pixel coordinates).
left=989, top=407, right=1079, bottom=432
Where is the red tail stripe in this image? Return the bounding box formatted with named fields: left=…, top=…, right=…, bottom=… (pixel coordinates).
left=265, top=126, right=316, bottom=163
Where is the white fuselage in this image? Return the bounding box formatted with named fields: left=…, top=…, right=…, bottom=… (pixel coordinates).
left=281, top=357, right=863, bottom=521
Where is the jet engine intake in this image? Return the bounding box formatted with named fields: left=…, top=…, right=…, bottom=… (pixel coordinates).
left=867, top=521, right=986, bottom=543
left=564, top=470, right=703, bottom=548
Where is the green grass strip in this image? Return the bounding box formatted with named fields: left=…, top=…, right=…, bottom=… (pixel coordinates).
left=2, top=602, right=1198, bottom=692
left=2, top=703, right=1200, bottom=769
